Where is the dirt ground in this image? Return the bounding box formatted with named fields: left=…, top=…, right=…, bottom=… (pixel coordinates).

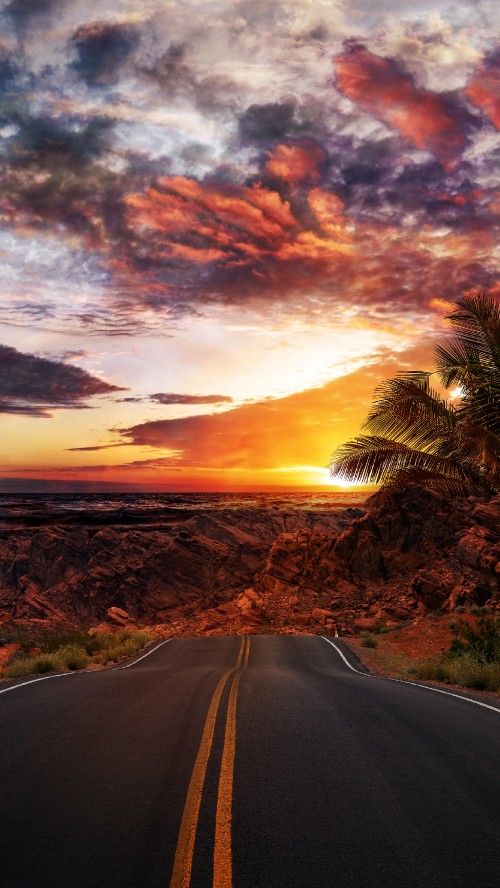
left=345, top=613, right=500, bottom=700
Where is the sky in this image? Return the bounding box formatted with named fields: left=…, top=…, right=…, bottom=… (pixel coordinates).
left=0, top=0, right=499, bottom=492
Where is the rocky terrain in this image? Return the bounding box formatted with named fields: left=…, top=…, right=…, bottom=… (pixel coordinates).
left=0, top=485, right=498, bottom=638
left=220, top=485, right=500, bottom=634
left=0, top=506, right=360, bottom=630
left=162, top=485, right=500, bottom=637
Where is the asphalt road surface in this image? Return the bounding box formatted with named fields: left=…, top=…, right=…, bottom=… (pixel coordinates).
left=1, top=636, right=499, bottom=888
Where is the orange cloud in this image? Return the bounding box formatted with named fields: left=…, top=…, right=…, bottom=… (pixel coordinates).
left=124, top=169, right=354, bottom=276
left=114, top=341, right=437, bottom=478
left=265, top=141, right=326, bottom=186
left=466, top=55, right=500, bottom=129
left=334, top=44, right=468, bottom=170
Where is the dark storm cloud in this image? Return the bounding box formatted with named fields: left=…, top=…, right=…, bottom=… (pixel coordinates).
left=4, top=0, right=64, bottom=32
left=317, top=128, right=493, bottom=233
left=149, top=392, right=233, bottom=405
left=0, top=49, right=19, bottom=89
left=8, top=112, right=112, bottom=163
left=0, top=344, right=126, bottom=416
left=0, top=116, right=130, bottom=244
left=71, top=21, right=139, bottom=85
left=238, top=101, right=308, bottom=144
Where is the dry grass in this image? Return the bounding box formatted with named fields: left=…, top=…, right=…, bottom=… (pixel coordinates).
left=348, top=616, right=500, bottom=694
left=3, top=629, right=152, bottom=679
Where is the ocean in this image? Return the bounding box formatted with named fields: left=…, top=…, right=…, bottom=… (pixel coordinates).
left=0, top=491, right=368, bottom=527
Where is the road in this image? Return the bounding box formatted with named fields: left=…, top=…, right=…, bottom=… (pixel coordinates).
left=0, top=636, right=499, bottom=888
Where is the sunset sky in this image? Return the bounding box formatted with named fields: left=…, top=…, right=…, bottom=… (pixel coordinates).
left=0, top=0, right=499, bottom=491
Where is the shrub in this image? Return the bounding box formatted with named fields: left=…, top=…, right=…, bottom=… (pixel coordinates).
left=371, top=621, right=389, bottom=635
left=445, top=654, right=500, bottom=691
left=413, top=659, right=449, bottom=683
left=361, top=633, right=377, bottom=648
left=57, top=645, right=89, bottom=671
left=84, top=631, right=115, bottom=654
left=4, top=629, right=152, bottom=676
left=7, top=653, right=62, bottom=678
left=450, top=616, right=500, bottom=663
left=413, top=653, right=500, bottom=692
left=97, top=632, right=151, bottom=664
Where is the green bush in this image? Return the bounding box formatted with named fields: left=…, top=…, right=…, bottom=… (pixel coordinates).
left=7, top=653, right=62, bottom=678
left=414, top=654, right=500, bottom=692
left=361, top=633, right=378, bottom=648
left=413, top=659, right=449, bottom=683
left=449, top=616, right=500, bottom=663
left=98, top=632, right=151, bottom=664
left=446, top=654, right=500, bottom=691
left=4, top=629, right=152, bottom=676
left=57, top=645, right=89, bottom=671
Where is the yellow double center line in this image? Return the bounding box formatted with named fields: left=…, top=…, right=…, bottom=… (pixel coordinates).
left=170, top=637, right=250, bottom=888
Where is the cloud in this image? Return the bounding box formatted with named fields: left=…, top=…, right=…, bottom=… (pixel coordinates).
left=116, top=392, right=233, bottom=405
left=0, top=112, right=123, bottom=248
left=466, top=51, right=500, bottom=130
left=265, top=141, right=325, bottom=186
left=149, top=392, right=233, bottom=405
left=239, top=100, right=308, bottom=143
left=57, top=349, right=89, bottom=362
left=140, top=40, right=238, bottom=114
left=112, top=342, right=438, bottom=472
left=4, top=0, right=64, bottom=33
left=71, top=20, right=139, bottom=85
left=115, top=159, right=498, bottom=328
left=119, top=159, right=355, bottom=309
left=333, top=42, right=471, bottom=170
left=65, top=443, right=128, bottom=451
left=0, top=344, right=126, bottom=416
left=0, top=477, right=143, bottom=492
left=10, top=113, right=112, bottom=164
left=0, top=2, right=497, bottom=340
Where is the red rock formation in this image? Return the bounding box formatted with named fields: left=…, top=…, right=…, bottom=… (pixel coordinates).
left=1, top=487, right=497, bottom=637
left=245, top=485, right=499, bottom=634
left=0, top=507, right=360, bottom=628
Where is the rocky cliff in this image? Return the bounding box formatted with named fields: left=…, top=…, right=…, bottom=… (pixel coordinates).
left=1, top=486, right=498, bottom=636
left=236, top=485, right=500, bottom=635
left=0, top=506, right=361, bottom=628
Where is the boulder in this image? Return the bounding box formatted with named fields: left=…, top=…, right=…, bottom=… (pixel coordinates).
left=107, top=607, right=130, bottom=626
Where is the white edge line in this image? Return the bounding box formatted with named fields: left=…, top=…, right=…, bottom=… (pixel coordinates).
left=0, top=671, right=77, bottom=696
left=321, top=636, right=500, bottom=715
left=119, top=637, right=172, bottom=669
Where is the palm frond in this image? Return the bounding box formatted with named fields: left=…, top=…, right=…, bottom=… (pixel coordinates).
left=437, top=291, right=500, bottom=386
left=329, top=435, right=479, bottom=486
left=363, top=373, right=456, bottom=452
left=456, top=386, right=500, bottom=437
left=328, top=292, right=500, bottom=506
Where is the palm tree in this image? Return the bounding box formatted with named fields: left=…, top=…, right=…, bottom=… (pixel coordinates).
left=329, top=291, right=500, bottom=505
